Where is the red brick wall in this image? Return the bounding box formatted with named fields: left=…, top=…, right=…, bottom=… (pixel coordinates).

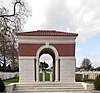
left=19, top=43, right=44, bottom=56
left=19, top=43, right=75, bottom=56
left=51, top=44, right=75, bottom=56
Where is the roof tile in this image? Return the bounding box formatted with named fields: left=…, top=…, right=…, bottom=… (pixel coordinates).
left=16, top=30, right=78, bottom=36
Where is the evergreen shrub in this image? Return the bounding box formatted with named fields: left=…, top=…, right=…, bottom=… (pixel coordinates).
left=94, top=74, right=100, bottom=90
left=0, top=78, right=5, bottom=92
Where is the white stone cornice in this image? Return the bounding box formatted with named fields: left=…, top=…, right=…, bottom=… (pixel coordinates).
left=18, top=36, right=76, bottom=44
left=19, top=56, right=35, bottom=60
left=59, top=56, right=75, bottom=60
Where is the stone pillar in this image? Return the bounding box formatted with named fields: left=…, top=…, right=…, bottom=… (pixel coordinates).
left=60, top=57, right=75, bottom=82
left=19, top=56, right=34, bottom=83
left=55, top=59, right=59, bottom=82
left=36, top=59, right=39, bottom=82
left=33, top=60, right=35, bottom=82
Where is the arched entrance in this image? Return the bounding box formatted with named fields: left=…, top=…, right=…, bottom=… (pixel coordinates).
left=39, top=54, right=53, bottom=81
left=39, top=48, right=55, bottom=81
left=36, top=45, right=60, bottom=82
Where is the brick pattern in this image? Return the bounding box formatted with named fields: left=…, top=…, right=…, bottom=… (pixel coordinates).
left=51, top=44, right=75, bottom=56
left=19, top=43, right=75, bottom=56
left=19, top=43, right=44, bottom=56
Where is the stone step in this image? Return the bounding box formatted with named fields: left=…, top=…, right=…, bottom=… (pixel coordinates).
left=13, top=82, right=91, bottom=93
left=14, top=92, right=91, bottom=93
left=14, top=89, right=91, bottom=93
left=15, top=82, right=83, bottom=87
left=15, top=86, right=84, bottom=90
left=14, top=83, right=84, bottom=90
left=15, top=87, right=84, bottom=90
left=15, top=85, right=83, bottom=88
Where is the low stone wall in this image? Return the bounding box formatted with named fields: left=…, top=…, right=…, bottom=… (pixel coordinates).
left=0, top=72, right=19, bottom=80
left=6, top=83, right=16, bottom=92
left=81, top=82, right=94, bottom=90
left=76, top=71, right=100, bottom=79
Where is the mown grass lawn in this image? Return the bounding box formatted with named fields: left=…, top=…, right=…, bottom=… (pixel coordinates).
left=83, top=79, right=95, bottom=83
left=45, top=72, right=50, bottom=81
left=40, top=73, right=43, bottom=81
left=3, top=76, right=19, bottom=84
left=40, top=72, right=50, bottom=81
left=3, top=72, right=51, bottom=84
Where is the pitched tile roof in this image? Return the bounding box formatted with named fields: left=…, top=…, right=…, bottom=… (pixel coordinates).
left=16, top=30, right=78, bottom=36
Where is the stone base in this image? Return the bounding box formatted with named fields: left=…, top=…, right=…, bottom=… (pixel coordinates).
left=6, top=82, right=93, bottom=93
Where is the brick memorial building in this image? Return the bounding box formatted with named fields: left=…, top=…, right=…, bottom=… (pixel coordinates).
left=6, top=30, right=94, bottom=93
left=17, top=30, right=78, bottom=83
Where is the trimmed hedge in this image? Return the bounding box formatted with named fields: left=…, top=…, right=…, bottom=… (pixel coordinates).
left=94, top=74, right=100, bottom=90
left=0, top=78, right=5, bottom=92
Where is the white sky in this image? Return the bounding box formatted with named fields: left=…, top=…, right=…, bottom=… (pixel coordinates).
left=24, top=0, right=51, bottom=30
left=39, top=54, right=53, bottom=67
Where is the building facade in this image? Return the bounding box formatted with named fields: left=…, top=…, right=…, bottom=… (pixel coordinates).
left=17, top=30, right=78, bottom=83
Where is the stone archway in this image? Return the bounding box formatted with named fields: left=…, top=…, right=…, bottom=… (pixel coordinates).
left=36, top=45, right=60, bottom=82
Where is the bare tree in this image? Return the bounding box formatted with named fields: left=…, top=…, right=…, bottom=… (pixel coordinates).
left=12, top=0, right=32, bottom=31
left=39, top=61, right=49, bottom=71
left=0, top=0, right=32, bottom=71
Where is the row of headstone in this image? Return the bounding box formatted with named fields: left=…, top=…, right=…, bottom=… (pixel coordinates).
left=40, top=71, right=52, bottom=81
left=0, top=72, right=19, bottom=80
left=76, top=71, right=100, bottom=80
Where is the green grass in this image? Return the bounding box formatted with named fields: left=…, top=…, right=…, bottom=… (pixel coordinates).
left=3, top=72, right=50, bottom=84
left=40, top=73, right=43, bottom=81
left=3, top=77, right=19, bottom=84
left=83, top=79, right=95, bottom=83
left=82, top=75, right=95, bottom=83
left=39, top=72, right=50, bottom=81
left=45, top=72, right=50, bottom=81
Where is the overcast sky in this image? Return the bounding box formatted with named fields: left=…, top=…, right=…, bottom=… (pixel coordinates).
left=1, top=0, right=100, bottom=67
left=26, top=0, right=100, bottom=67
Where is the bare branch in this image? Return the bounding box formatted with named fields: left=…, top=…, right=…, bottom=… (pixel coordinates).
left=0, top=2, right=22, bottom=17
